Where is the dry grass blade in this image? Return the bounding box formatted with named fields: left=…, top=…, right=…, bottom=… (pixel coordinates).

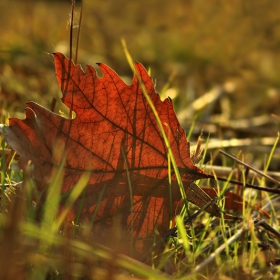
left=2, top=1, right=280, bottom=278
left=220, top=150, right=280, bottom=186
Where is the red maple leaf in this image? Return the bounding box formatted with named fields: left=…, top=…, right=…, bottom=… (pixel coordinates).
left=0, top=53, right=233, bottom=256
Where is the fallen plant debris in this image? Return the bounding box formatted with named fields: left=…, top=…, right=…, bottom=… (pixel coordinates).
left=1, top=0, right=280, bottom=278
left=0, top=53, right=238, bottom=259
left=0, top=51, right=280, bottom=280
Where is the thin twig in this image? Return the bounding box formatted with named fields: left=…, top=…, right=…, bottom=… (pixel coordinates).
left=203, top=165, right=280, bottom=181
left=219, top=150, right=280, bottom=186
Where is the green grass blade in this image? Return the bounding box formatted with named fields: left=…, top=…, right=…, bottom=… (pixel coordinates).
left=89, top=184, right=107, bottom=227
left=52, top=171, right=90, bottom=232
left=121, top=146, right=134, bottom=255
left=121, top=39, right=188, bottom=210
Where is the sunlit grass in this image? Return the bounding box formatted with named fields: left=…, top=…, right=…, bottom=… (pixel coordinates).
left=0, top=0, right=280, bottom=277
left=1, top=90, right=280, bottom=279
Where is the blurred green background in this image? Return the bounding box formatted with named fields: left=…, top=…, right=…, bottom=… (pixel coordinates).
left=1, top=0, right=280, bottom=126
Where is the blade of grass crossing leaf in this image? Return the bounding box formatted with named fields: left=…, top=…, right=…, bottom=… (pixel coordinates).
left=75, top=183, right=89, bottom=224
left=90, top=184, right=107, bottom=226
left=168, top=152, right=173, bottom=229
left=122, top=41, right=196, bottom=252
left=30, top=158, right=67, bottom=279
left=29, top=161, right=66, bottom=280
left=121, top=147, right=134, bottom=255
left=122, top=39, right=189, bottom=211
left=41, top=157, right=66, bottom=234
left=52, top=172, right=90, bottom=232
left=165, top=122, right=174, bottom=229
left=122, top=40, right=200, bottom=251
